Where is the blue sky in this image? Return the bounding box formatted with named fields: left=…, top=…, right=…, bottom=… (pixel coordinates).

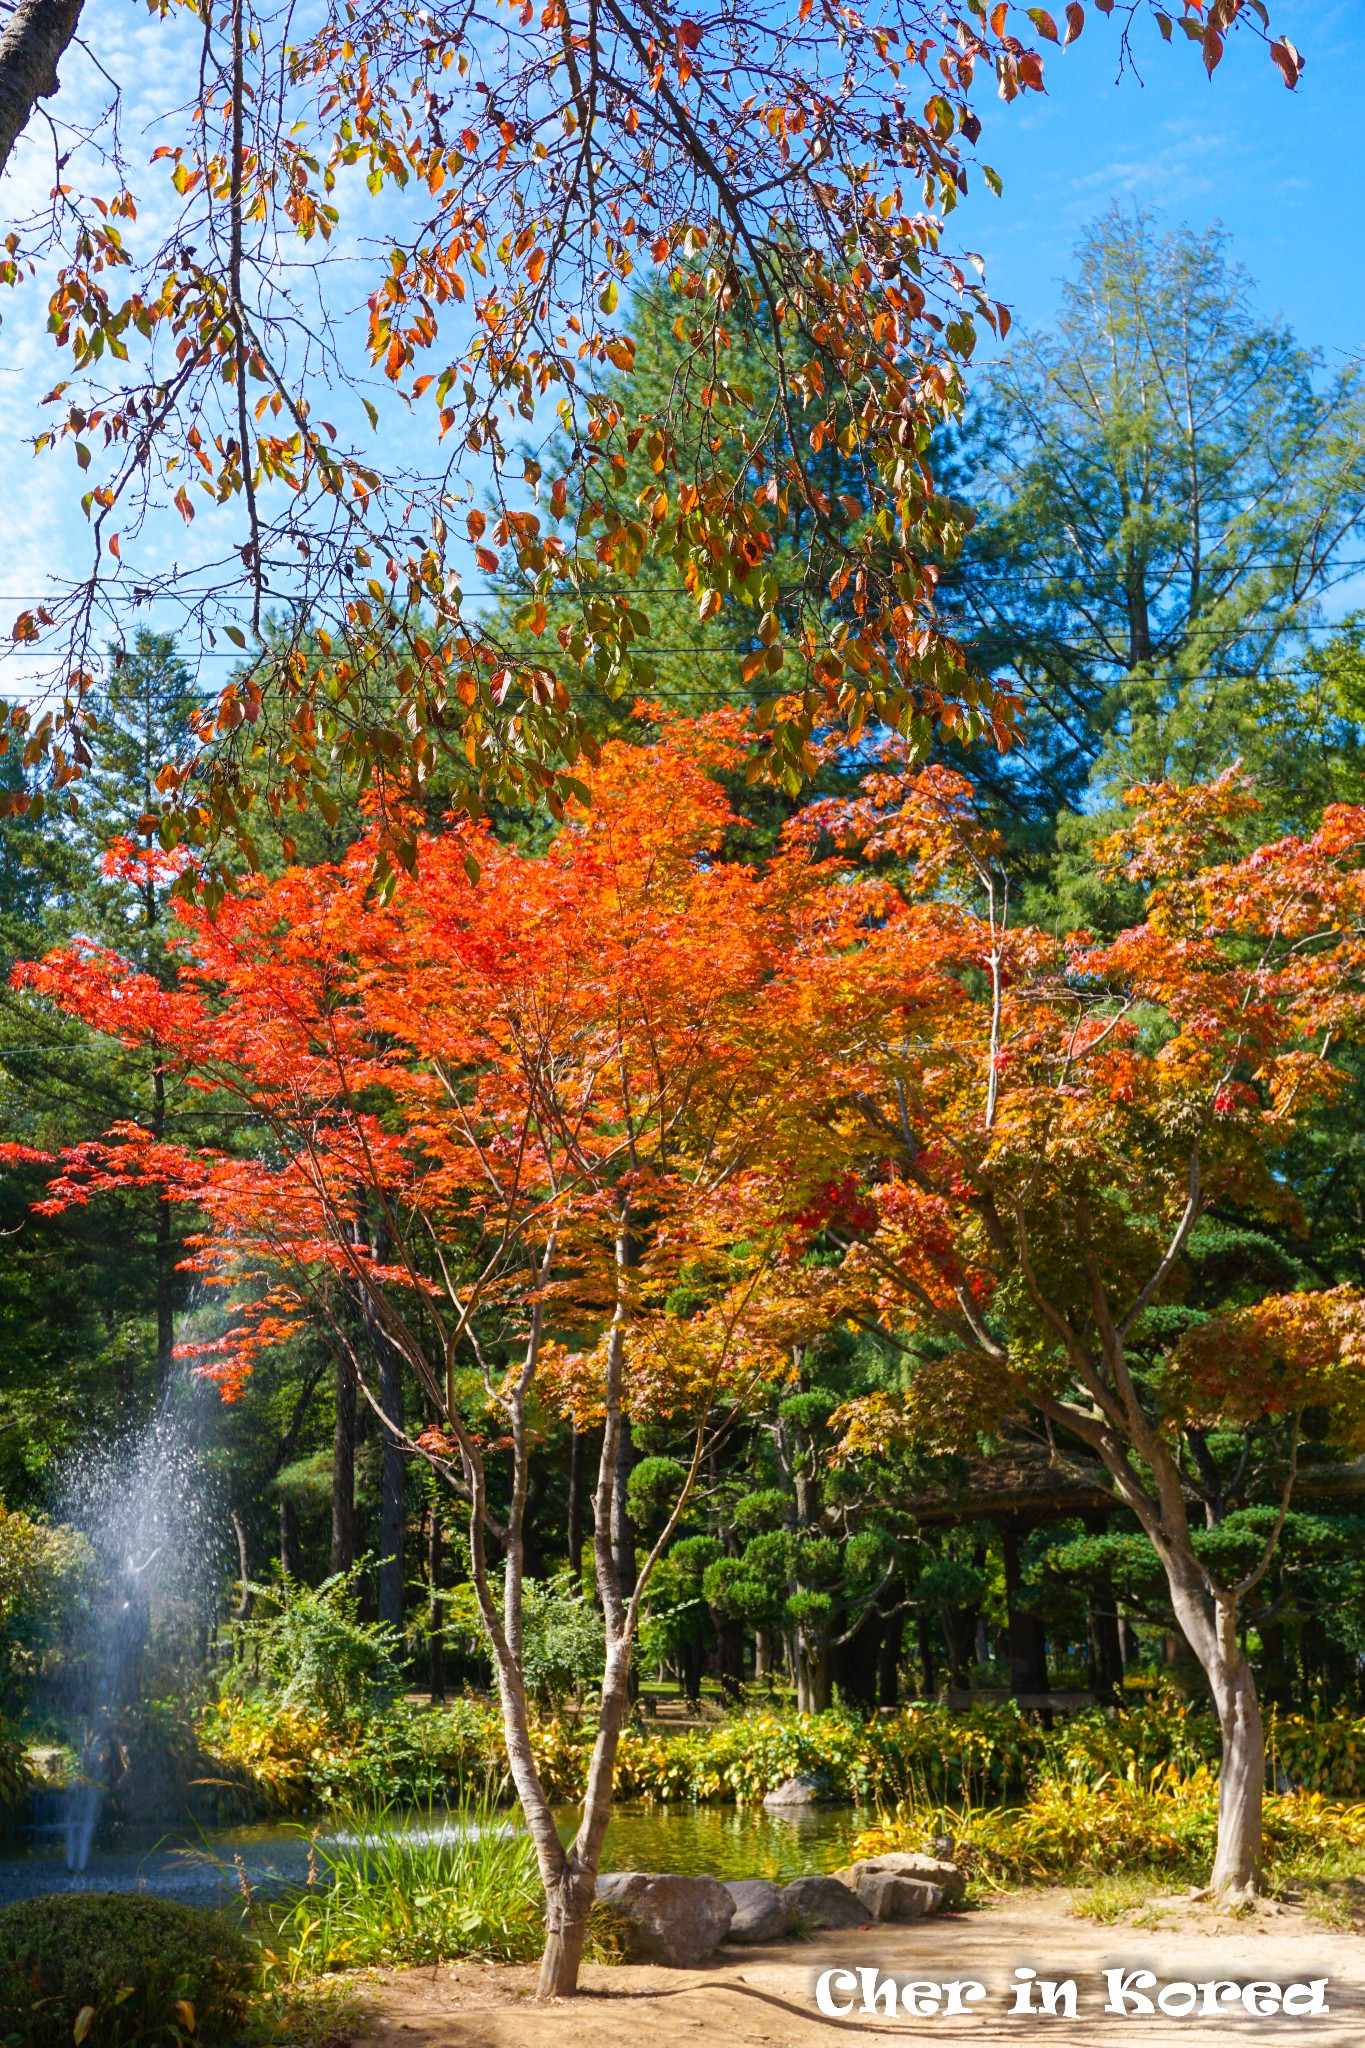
left=967, top=0, right=1363, bottom=367
left=0, top=0, right=1361, bottom=688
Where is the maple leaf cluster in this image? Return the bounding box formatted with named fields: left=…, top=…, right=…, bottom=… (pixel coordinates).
left=7, top=725, right=1365, bottom=1465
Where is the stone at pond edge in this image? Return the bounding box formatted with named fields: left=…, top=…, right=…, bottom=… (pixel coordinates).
left=780, top=1874, right=870, bottom=1930
left=722, top=1879, right=795, bottom=1944
left=853, top=1870, right=944, bottom=1922
left=841, top=1852, right=965, bottom=1905
left=595, top=1872, right=735, bottom=1966
left=762, top=1773, right=840, bottom=1809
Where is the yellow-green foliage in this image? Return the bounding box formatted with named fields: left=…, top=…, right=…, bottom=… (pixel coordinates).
left=202, top=1691, right=1365, bottom=1820
left=853, top=1766, right=1365, bottom=1886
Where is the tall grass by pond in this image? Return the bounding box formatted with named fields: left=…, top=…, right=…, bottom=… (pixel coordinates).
left=258, top=1790, right=544, bottom=1977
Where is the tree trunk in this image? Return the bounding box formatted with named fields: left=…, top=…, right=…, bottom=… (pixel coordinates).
left=331, top=1357, right=357, bottom=1574
left=427, top=1500, right=446, bottom=1701
left=611, top=1417, right=636, bottom=1598
left=1001, top=1523, right=1048, bottom=1697
left=877, top=1596, right=904, bottom=1708
left=278, top=1497, right=300, bottom=1581
left=0, top=0, right=84, bottom=178
left=753, top=1627, right=772, bottom=1683
left=376, top=1337, right=405, bottom=1629
left=1209, top=1644, right=1265, bottom=1897
left=677, top=1629, right=703, bottom=1702
left=566, top=1426, right=584, bottom=1582
left=1160, top=1563, right=1265, bottom=1897
left=795, top=1626, right=830, bottom=1713
left=1087, top=1588, right=1124, bottom=1703
left=1108, top=1450, right=1267, bottom=1898
left=917, top=1613, right=937, bottom=1697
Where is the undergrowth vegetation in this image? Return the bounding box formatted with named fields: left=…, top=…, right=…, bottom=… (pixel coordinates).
left=200, top=1691, right=1365, bottom=1817
left=853, top=1765, right=1365, bottom=1888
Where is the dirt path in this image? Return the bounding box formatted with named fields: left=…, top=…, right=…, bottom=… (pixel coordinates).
left=359, top=1891, right=1365, bottom=2048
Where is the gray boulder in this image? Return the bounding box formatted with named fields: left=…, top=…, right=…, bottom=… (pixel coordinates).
left=762, top=1773, right=828, bottom=1809
left=853, top=1870, right=944, bottom=1922
left=595, top=1872, right=735, bottom=1966
left=780, top=1874, right=870, bottom=1930
left=847, top=1851, right=965, bottom=1905
left=723, top=1878, right=795, bottom=1944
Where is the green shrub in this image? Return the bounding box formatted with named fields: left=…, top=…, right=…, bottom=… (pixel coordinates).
left=0, top=1894, right=251, bottom=2048
left=0, top=1509, right=93, bottom=1719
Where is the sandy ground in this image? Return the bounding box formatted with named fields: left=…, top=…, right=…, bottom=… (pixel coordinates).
left=356, top=1890, right=1365, bottom=2048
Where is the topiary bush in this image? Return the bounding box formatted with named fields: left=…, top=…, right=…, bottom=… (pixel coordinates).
left=0, top=1893, right=251, bottom=2047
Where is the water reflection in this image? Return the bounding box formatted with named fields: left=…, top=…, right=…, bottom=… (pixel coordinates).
left=0, top=1802, right=862, bottom=1906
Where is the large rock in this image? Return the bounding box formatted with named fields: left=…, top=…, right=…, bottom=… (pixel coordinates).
left=762, top=1773, right=829, bottom=1809
left=853, top=1870, right=944, bottom=1922
left=845, top=1852, right=965, bottom=1906
left=723, top=1878, right=794, bottom=1944
left=595, top=1872, right=735, bottom=1966
left=780, top=1874, right=870, bottom=1930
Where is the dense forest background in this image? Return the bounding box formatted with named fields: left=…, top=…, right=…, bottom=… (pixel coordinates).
left=7, top=206, right=1365, bottom=1717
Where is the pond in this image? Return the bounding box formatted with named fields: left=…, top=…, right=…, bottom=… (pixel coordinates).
left=0, top=1802, right=864, bottom=1909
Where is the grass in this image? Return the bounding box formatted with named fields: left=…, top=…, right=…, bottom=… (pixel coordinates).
left=257, top=1790, right=545, bottom=1977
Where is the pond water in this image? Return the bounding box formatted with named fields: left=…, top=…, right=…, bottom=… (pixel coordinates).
left=0, top=1803, right=863, bottom=1909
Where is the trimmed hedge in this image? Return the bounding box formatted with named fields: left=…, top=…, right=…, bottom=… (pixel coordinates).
left=0, top=1894, right=251, bottom=2048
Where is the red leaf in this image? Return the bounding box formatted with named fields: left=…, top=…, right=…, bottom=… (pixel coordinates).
left=1270, top=36, right=1302, bottom=87
left=1063, top=1, right=1083, bottom=44
left=1202, top=25, right=1223, bottom=73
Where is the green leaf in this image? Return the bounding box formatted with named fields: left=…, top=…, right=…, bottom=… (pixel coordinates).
left=224, top=624, right=247, bottom=648
left=599, top=278, right=619, bottom=315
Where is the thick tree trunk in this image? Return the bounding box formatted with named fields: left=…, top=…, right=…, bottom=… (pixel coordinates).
left=0, top=0, right=84, bottom=178
left=795, top=1626, right=830, bottom=1713
left=917, top=1613, right=937, bottom=1697
left=278, top=1497, right=300, bottom=1581
left=1087, top=1590, right=1124, bottom=1703
left=331, top=1358, right=357, bottom=1574
left=1001, top=1523, right=1048, bottom=1697
left=877, top=1596, right=904, bottom=1708
left=1208, top=1645, right=1265, bottom=1897
left=677, top=1629, right=703, bottom=1703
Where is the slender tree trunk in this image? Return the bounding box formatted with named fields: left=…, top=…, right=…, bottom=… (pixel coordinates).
left=1084, top=1415, right=1267, bottom=1896
left=376, top=1337, right=406, bottom=1629
left=0, top=0, right=84, bottom=178
left=753, top=1626, right=771, bottom=1682
left=151, top=1065, right=175, bottom=1393
left=566, top=1426, right=584, bottom=1582
left=427, top=1499, right=446, bottom=1702
left=331, top=1357, right=357, bottom=1574
left=230, top=1509, right=252, bottom=1620
left=611, top=1417, right=636, bottom=1598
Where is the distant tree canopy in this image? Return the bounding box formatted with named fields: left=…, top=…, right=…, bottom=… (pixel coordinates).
left=941, top=208, right=1365, bottom=830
